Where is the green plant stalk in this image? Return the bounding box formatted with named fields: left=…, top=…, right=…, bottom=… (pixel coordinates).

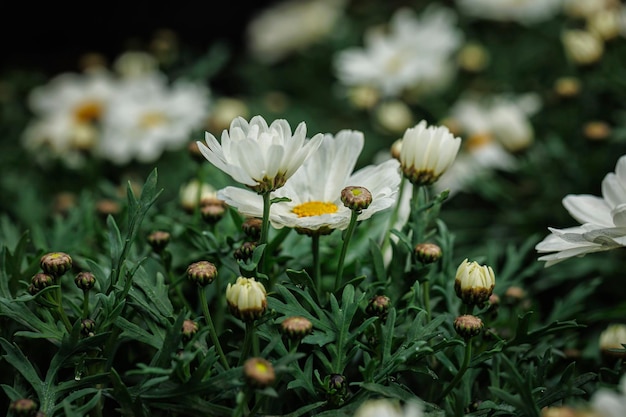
left=437, top=339, right=473, bottom=402
left=199, top=288, right=230, bottom=369
left=422, top=280, right=431, bottom=322
left=56, top=285, right=72, bottom=332
left=239, top=321, right=255, bottom=367
left=334, top=210, right=359, bottom=293
left=312, top=234, right=321, bottom=295
left=381, top=176, right=407, bottom=254
left=82, top=289, right=90, bottom=319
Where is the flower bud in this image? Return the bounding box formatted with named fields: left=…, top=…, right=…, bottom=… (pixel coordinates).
left=200, top=197, right=226, bottom=224
left=341, top=186, right=372, bottom=211
left=280, top=316, right=313, bottom=340
left=181, top=319, right=199, bottom=342
left=234, top=241, right=257, bottom=262
left=40, top=252, right=72, bottom=277
left=454, top=258, right=495, bottom=306
left=414, top=242, right=442, bottom=264
left=243, top=357, right=276, bottom=389
left=365, top=295, right=391, bottom=321
left=186, top=261, right=218, bottom=287
left=583, top=121, right=611, bottom=141
left=96, top=199, right=121, bottom=218
left=147, top=230, right=171, bottom=253
left=454, top=315, right=484, bottom=340
left=553, top=76, right=581, bottom=99
left=599, top=323, right=626, bottom=359
left=327, top=374, right=348, bottom=406
left=30, top=273, right=54, bottom=294
left=503, top=286, right=526, bottom=306
left=242, top=217, right=263, bottom=240
left=226, top=277, right=267, bottom=322
left=81, top=318, right=96, bottom=337
left=9, top=398, right=38, bottom=416
left=74, top=271, right=96, bottom=291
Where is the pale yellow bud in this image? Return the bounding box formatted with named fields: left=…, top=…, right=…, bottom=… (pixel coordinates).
left=226, top=277, right=267, bottom=322
left=599, top=323, right=626, bottom=358
left=454, top=258, right=495, bottom=306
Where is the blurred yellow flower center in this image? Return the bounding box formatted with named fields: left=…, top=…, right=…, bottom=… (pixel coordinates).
left=466, top=132, right=494, bottom=151
left=292, top=201, right=338, bottom=217
left=140, top=111, right=167, bottom=128
left=255, top=362, right=269, bottom=372
left=74, top=101, right=103, bottom=123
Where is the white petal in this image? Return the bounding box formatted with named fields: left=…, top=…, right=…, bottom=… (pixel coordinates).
left=563, top=194, right=612, bottom=226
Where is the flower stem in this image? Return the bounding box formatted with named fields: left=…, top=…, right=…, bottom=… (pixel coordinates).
left=334, top=210, right=359, bottom=293
left=422, top=281, right=431, bottom=322
left=199, top=288, right=229, bottom=369
left=56, top=285, right=72, bottom=332
left=312, top=234, right=321, bottom=295
left=381, top=176, right=407, bottom=254
left=437, top=339, right=473, bottom=402
left=239, top=321, right=255, bottom=367
left=82, top=290, right=90, bottom=319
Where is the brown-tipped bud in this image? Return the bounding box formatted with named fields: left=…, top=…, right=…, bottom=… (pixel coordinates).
left=553, top=77, right=581, bottom=99
left=74, top=271, right=96, bottom=291
left=280, top=316, right=313, bottom=340
left=40, top=252, right=72, bottom=277
left=454, top=259, right=495, bottom=306
left=583, top=121, right=611, bottom=141
left=81, top=318, right=96, bottom=337
left=147, top=230, right=171, bottom=253
left=243, top=357, right=275, bottom=389
left=454, top=315, right=484, bottom=340
left=9, top=398, right=38, bottom=416
left=341, top=186, right=372, bottom=211
left=390, top=139, right=403, bottom=160
left=242, top=217, right=263, bottom=240
left=295, top=226, right=333, bottom=236
left=30, top=273, right=54, bottom=294
left=234, top=241, right=257, bottom=262
left=186, top=261, right=218, bottom=287
left=182, top=319, right=199, bottom=342
left=503, top=286, right=526, bottom=306
left=200, top=198, right=226, bottom=224
left=95, top=199, right=121, bottom=218
left=414, top=242, right=442, bottom=264
left=365, top=295, right=391, bottom=320
left=226, top=277, right=267, bottom=322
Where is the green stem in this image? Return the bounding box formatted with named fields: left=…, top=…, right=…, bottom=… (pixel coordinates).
left=437, top=339, right=473, bottom=402
left=56, top=285, right=72, bottom=332
left=82, top=290, right=90, bottom=319
left=334, top=210, right=359, bottom=293
left=239, top=321, right=255, bottom=366
left=422, top=281, right=431, bottom=322
left=312, top=234, right=321, bottom=295
left=381, top=176, right=407, bottom=254
left=199, top=288, right=230, bottom=369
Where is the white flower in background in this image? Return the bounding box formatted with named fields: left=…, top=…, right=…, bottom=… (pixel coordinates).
left=535, top=155, right=626, bottom=267
left=196, top=115, right=324, bottom=194
left=562, top=29, right=605, bottom=65
left=179, top=179, right=219, bottom=213
left=456, top=0, right=563, bottom=25
left=334, top=5, right=462, bottom=98
left=96, top=72, right=210, bottom=165
left=589, top=374, right=626, bottom=417
left=21, top=71, right=117, bottom=168
left=562, top=0, right=618, bottom=19
left=398, top=120, right=462, bottom=186
left=433, top=93, right=540, bottom=195
left=353, top=398, right=424, bottom=417
left=246, top=0, right=348, bottom=64
left=218, top=130, right=401, bottom=233
left=113, top=51, right=159, bottom=78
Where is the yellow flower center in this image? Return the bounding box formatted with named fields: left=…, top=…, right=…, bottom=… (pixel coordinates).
left=465, top=132, right=494, bottom=151
left=292, top=201, right=338, bottom=217
left=255, top=362, right=269, bottom=373
left=74, top=101, right=103, bottom=123
left=140, top=111, right=167, bottom=128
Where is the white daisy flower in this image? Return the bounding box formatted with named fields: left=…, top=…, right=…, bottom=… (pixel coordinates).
left=333, top=5, right=462, bottom=98
left=589, top=373, right=626, bottom=417
left=196, top=115, right=324, bottom=194
left=218, top=130, right=401, bottom=233
left=96, top=72, right=210, bottom=165
left=398, top=120, right=462, bottom=186
left=455, top=0, right=563, bottom=25
left=353, top=398, right=424, bottom=417
left=535, top=155, right=626, bottom=267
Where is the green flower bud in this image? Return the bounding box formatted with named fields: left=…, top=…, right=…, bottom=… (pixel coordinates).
left=341, top=186, right=372, bottom=211
left=74, top=271, right=96, bottom=291
left=454, top=315, right=484, bottom=340
left=186, top=261, right=218, bottom=287
left=40, top=252, right=72, bottom=277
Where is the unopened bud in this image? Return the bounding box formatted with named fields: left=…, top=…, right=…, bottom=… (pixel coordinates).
left=74, top=271, right=96, bottom=291
left=365, top=295, right=391, bottom=320
left=182, top=319, right=199, bottom=342
left=454, top=315, right=484, bottom=340
left=280, top=316, right=313, bottom=340
left=30, top=273, right=54, bottom=294
left=242, top=217, right=263, bottom=240
left=341, top=186, right=372, bottom=211
left=243, top=357, right=276, bottom=388
left=40, top=252, right=72, bottom=277
left=9, top=398, right=38, bottom=416
left=81, top=318, right=96, bottom=337
left=147, top=230, right=171, bottom=253
left=186, top=261, right=218, bottom=287
left=234, top=241, right=257, bottom=262
left=200, top=198, right=226, bottom=224
left=414, top=243, right=442, bottom=264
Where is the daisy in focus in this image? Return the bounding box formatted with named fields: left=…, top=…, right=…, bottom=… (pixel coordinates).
left=218, top=129, right=401, bottom=234
left=96, top=72, right=210, bottom=164
left=333, top=5, right=463, bottom=99
left=196, top=115, right=324, bottom=194
left=535, top=155, right=626, bottom=267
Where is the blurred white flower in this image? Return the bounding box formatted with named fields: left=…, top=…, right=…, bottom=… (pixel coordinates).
left=246, top=0, right=347, bottom=64
left=398, top=120, right=462, bottom=186
left=353, top=398, right=424, bottom=417
left=589, top=373, right=626, bottom=417
left=96, top=72, right=210, bottom=165
left=334, top=5, right=462, bottom=98
left=21, top=70, right=117, bottom=168
left=180, top=179, right=219, bottom=213
left=113, top=51, right=159, bottom=78
left=562, top=29, right=605, bottom=65
left=535, top=155, right=626, bottom=267
left=456, top=0, right=563, bottom=25
left=218, top=130, right=401, bottom=233
left=562, top=0, right=618, bottom=19
left=196, top=115, right=324, bottom=194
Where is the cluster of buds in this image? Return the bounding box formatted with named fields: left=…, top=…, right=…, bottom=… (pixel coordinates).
left=226, top=277, right=267, bottom=322
left=454, top=258, right=495, bottom=307
left=326, top=374, right=348, bottom=407
left=243, top=357, right=276, bottom=389
left=280, top=316, right=313, bottom=341
left=186, top=261, right=218, bottom=287
left=341, top=186, right=372, bottom=212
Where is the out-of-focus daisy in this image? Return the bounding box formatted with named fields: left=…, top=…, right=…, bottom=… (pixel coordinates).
left=562, top=29, right=605, bottom=65
left=535, top=155, right=626, bottom=267
left=455, top=0, right=563, bottom=25
left=353, top=398, right=424, bottom=417
left=21, top=70, right=117, bottom=168
left=196, top=115, right=324, bottom=194
left=589, top=373, right=626, bottom=417
left=218, top=130, right=401, bottom=233
left=246, top=0, right=347, bottom=64
left=333, top=5, right=462, bottom=98
left=96, top=72, right=210, bottom=165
